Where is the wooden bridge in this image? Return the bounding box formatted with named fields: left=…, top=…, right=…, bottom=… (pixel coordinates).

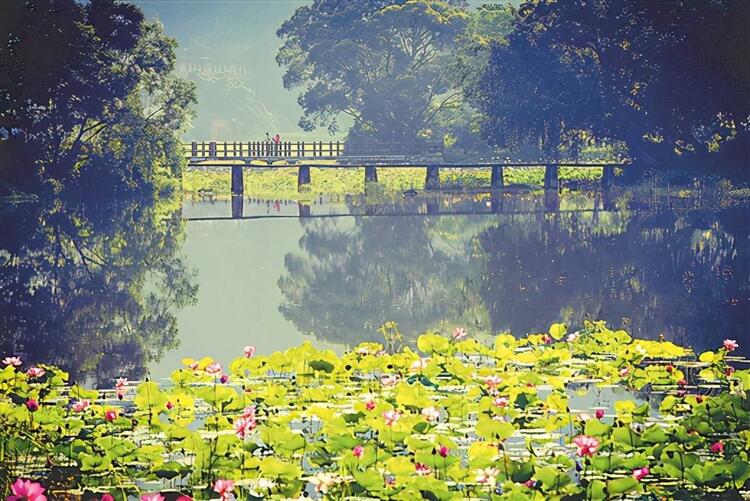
left=184, top=140, right=619, bottom=197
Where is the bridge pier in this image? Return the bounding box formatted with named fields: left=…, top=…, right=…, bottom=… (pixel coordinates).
left=544, top=163, right=560, bottom=211
left=491, top=191, right=504, bottom=213
left=298, top=202, right=311, bottom=217
left=297, top=165, right=311, bottom=191
left=601, top=164, right=616, bottom=210
left=231, top=194, right=243, bottom=219
left=365, top=166, right=378, bottom=183
left=491, top=166, right=504, bottom=190
left=425, top=165, right=440, bottom=190
left=231, top=164, right=244, bottom=196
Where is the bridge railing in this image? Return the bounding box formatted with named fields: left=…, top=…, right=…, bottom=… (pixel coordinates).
left=185, top=141, right=344, bottom=159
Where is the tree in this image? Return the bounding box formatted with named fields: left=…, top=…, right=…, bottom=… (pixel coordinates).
left=276, top=0, right=468, bottom=148
left=472, top=0, right=750, bottom=178
left=0, top=0, right=195, bottom=194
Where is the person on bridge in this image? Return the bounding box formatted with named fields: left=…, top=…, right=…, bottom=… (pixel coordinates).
left=273, top=133, right=281, bottom=156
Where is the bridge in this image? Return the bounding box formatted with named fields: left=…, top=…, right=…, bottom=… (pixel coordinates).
left=183, top=140, right=619, bottom=199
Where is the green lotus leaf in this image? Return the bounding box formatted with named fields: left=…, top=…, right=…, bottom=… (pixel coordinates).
left=607, top=476, right=642, bottom=495
left=534, top=466, right=570, bottom=492
left=584, top=419, right=611, bottom=437
left=612, top=426, right=643, bottom=452
left=641, top=425, right=668, bottom=444
left=79, top=452, right=112, bottom=472
left=476, top=415, right=515, bottom=441
left=417, top=333, right=450, bottom=355
left=548, top=323, right=568, bottom=340
left=354, top=468, right=385, bottom=490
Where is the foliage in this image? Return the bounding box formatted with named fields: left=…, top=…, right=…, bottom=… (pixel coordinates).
left=0, top=0, right=196, bottom=195
left=0, top=322, right=747, bottom=499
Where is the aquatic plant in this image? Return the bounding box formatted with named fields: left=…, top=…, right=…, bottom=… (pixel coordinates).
left=0, top=321, right=747, bottom=499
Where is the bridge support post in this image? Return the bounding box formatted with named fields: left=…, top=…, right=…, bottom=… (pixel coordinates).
left=601, top=164, right=616, bottom=210
left=491, top=166, right=504, bottom=190
left=231, top=194, right=243, bottom=219
left=365, top=166, right=378, bottom=183
left=425, top=165, right=440, bottom=190
left=298, top=202, right=311, bottom=217
left=544, top=163, right=559, bottom=211
left=231, top=164, right=244, bottom=196
left=491, top=191, right=504, bottom=213
left=426, top=198, right=439, bottom=214
left=298, top=165, right=311, bottom=191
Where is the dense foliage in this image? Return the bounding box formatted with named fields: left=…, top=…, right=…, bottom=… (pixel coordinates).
left=0, top=322, right=747, bottom=499
left=0, top=0, right=195, bottom=195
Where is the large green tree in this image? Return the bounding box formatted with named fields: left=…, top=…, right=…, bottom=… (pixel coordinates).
left=0, top=0, right=195, bottom=194
left=276, top=0, right=468, bottom=149
left=472, top=0, right=750, bottom=178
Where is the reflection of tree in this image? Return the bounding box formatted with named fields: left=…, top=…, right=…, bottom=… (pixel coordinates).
left=0, top=198, right=197, bottom=385
left=478, top=209, right=749, bottom=353
left=278, top=215, right=486, bottom=346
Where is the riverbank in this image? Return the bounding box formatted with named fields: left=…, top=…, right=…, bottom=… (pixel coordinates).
left=183, top=166, right=603, bottom=201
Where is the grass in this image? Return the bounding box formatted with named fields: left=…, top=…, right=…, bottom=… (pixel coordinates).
left=183, top=166, right=603, bottom=200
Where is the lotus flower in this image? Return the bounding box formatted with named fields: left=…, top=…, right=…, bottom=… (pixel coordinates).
left=220, top=374, right=229, bottom=384
left=365, top=399, right=376, bottom=411
left=176, top=497, right=193, bottom=501
left=573, top=435, right=600, bottom=457
left=101, top=494, right=115, bottom=501
left=421, top=406, right=440, bottom=422
left=451, top=327, right=467, bottom=341
left=7, top=478, right=47, bottom=501
left=632, top=467, right=649, bottom=481
left=415, top=463, right=431, bottom=476
left=3, top=356, right=22, bottom=367
left=566, top=332, right=580, bottom=343
left=255, top=478, right=276, bottom=490
left=493, top=396, right=509, bottom=408
left=311, top=472, right=338, bottom=493
left=710, top=441, right=724, bottom=454
left=233, top=416, right=256, bottom=439
left=484, top=375, right=502, bottom=388
left=595, top=409, right=605, bottom=419
left=523, top=479, right=537, bottom=488
left=140, top=494, right=164, bottom=501
left=205, top=363, right=222, bottom=375
left=438, top=445, right=449, bottom=458
left=26, top=367, right=45, bottom=378
left=353, top=445, right=364, bottom=458
left=383, top=409, right=401, bottom=427
left=379, top=374, right=400, bottom=387
left=165, top=401, right=173, bottom=410
left=725, top=366, right=735, bottom=376
left=724, top=339, right=738, bottom=351
left=213, top=479, right=235, bottom=499
left=619, top=367, right=630, bottom=377
left=475, top=467, right=500, bottom=486
left=665, top=364, right=674, bottom=373
left=72, top=399, right=90, bottom=413
left=26, top=399, right=39, bottom=412
left=104, top=409, right=118, bottom=422
left=115, top=377, right=127, bottom=388
left=244, top=345, right=256, bottom=357
left=241, top=406, right=256, bottom=419
left=409, top=357, right=429, bottom=373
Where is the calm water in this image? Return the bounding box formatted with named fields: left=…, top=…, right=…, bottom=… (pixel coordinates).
left=1, top=194, right=747, bottom=384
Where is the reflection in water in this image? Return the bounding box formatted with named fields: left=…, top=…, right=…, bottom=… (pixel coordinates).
left=280, top=205, right=749, bottom=355
left=0, top=199, right=197, bottom=385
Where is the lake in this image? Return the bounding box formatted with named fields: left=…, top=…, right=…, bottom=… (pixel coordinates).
left=1, top=193, right=747, bottom=385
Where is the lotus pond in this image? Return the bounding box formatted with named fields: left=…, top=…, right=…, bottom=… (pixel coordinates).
left=1, top=320, right=748, bottom=500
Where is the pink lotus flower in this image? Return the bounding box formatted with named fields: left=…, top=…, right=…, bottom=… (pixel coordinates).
left=452, top=327, right=468, bottom=341
left=353, top=445, right=364, bottom=458
left=243, top=345, right=256, bottom=357
left=116, top=389, right=125, bottom=400
left=115, top=377, right=127, bottom=388
left=220, top=374, right=229, bottom=384
left=213, top=479, right=235, bottom=500
left=383, top=409, right=401, bottom=427
left=104, top=409, right=118, bottom=422
left=475, top=467, right=500, bottom=486
left=677, top=378, right=687, bottom=386
left=26, top=367, right=45, bottom=378
left=140, top=494, right=165, bottom=501
left=409, top=358, right=429, bottom=373
left=205, top=363, right=222, bottom=375
left=176, top=496, right=193, bottom=501
left=365, top=399, right=376, bottom=411
left=573, top=435, right=600, bottom=457
left=542, top=334, right=553, bottom=345
left=724, top=339, right=738, bottom=351
left=619, top=367, right=630, bottom=377
left=484, top=375, right=502, bottom=388
left=421, top=406, right=440, bottom=422
left=233, top=416, right=256, bottom=439
left=188, top=361, right=200, bottom=372
left=241, top=405, right=256, bottom=419
left=165, top=401, right=173, bottom=410
left=710, top=441, right=724, bottom=454
left=7, top=478, right=47, bottom=501
left=725, top=366, right=735, bottom=376
left=438, top=445, right=449, bottom=458
left=566, top=332, right=580, bottom=343
left=415, top=463, right=431, bottom=476
left=72, top=399, right=90, bottom=413
left=101, top=494, right=115, bottom=501
left=379, top=374, right=400, bottom=387
left=632, top=467, right=649, bottom=481
left=595, top=409, right=605, bottom=419
left=492, top=396, right=509, bottom=408
left=3, top=356, right=22, bottom=367
left=665, top=364, right=674, bottom=373
left=26, top=399, right=39, bottom=412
